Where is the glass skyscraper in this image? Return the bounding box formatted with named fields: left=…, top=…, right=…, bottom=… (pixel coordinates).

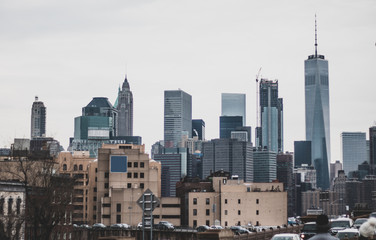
left=341, top=132, right=367, bottom=175
left=305, top=20, right=331, bottom=189
left=221, top=93, right=246, bottom=126
left=164, top=90, right=192, bottom=148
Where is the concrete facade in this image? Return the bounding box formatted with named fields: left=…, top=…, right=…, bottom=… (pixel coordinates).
left=95, top=144, right=180, bottom=227
left=188, top=177, right=287, bottom=227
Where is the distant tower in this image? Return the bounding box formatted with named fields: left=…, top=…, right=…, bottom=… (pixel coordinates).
left=341, top=132, right=367, bottom=175
left=369, top=126, right=376, bottom=175
left=116, top=76, right=133, bottom=136
left=164, top=90, right=192, bottom=148
left=305, top=16, right=331, bottom=189
left=221, top=93, right=246, bottom=126
left=31, top=96, right=46, bottom=139
left=259, top=79, right=283, bottom=152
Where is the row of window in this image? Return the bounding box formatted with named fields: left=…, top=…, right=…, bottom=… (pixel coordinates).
left=103, top=182, right=145, bottom=189
left=193, top=198, right=260, bottom=205
left=127, top=172, right=145, bottom=178
left=0, top=197, right=22, bottom=215
left=192, top=209, right=259, bottom=216
left=62, top=164, right=85, bottom=171
left=127, top=162, right=145, bottom=168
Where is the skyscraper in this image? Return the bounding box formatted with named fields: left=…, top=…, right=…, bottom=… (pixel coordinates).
left=341, top=132, right=367, bottom=175
left=219, top=116, right=243, bottom=139
left=164, top=90, right=192, bottom=148
left=259, top=79, right=283, bottom=152
left=221, top=93, right=246, bottom=126
left=294, top=141, right=312, bottom=167
left=305, top=18, right=331, bottom=189
left=192, top=119, right=205, bottom=140
left=369, top=126, right=376, bottom=175
left=115, top=76, right=133, bottom=136
left=31, top=96, right=46, bottom=139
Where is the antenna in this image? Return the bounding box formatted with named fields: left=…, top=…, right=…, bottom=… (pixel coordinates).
left=315, top=14, right=318, bottom=57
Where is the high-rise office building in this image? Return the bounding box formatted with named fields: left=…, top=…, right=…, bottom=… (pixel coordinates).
left=164, top=90, right=192, bottom=148
left=259, top=79, right=283, bottom=152
left=219, top=116, right=243, bottom=139
left=305, top=19, right=331, bottom=189
left=294, top=141, right=312, bottom=167
left=341, top=132, right=367, bottom=175
left=202, top=139, right=253, bottom=181
left=221, top=93, right=246, bottom=126
left=115, top=76, right=133, bottom=136
left=192, top=119, right=205, bottom=140
left=253, top=150, right=277, bottom=182
left=31, top=96, right=46, bottom=139
left=369, top=126, right=376, bottom=175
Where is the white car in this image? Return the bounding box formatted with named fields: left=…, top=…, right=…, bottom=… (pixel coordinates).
left=271, top=233, right=301, bottom=240
left=335, top=229, right=359, bottom=240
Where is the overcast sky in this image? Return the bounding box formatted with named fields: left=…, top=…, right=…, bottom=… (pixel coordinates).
left=1, top=0, right=375, bottom=163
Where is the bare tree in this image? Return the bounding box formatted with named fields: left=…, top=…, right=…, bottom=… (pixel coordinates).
left=0, top=150, right=75, bottom=240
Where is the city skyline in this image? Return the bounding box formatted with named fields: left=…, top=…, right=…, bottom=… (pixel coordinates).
left=0, top=1, right=375, bottom=163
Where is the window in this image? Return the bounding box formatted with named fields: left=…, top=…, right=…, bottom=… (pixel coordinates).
left=93, top=197, right=97, bottom=201
left=94, top=187, right=97, bottom=192
left=95, top=168, right=98, bottom=173
left=127, top=172, right=132, bottom=178
left=117, top=203, right=121, bottom=212
left=193, top=209, right=197, bottom=216
left=128, top=162, right=132, bottom=168
left=238, top=210, right=241, bottom=215
left=74, top=165, right=77, bottom=171
left=206, top=220, right=210, bottom=226
left=225, top=199, right=227, bottom=204
left=206, top=198, right=210, bottom=205
left=140, top=173, right=144, bottom=178
left=225, top=221, right=228, bottom=226
left=256, top=221, right=259, bottom=226
left=193, top=220, right=197, bottom=226
left=193, top=198, right=197, bottom=205
left=95, top=177, right=97, bottom=182
left=105, top=172, right=109, bottom=178
left=104, top=183, right=109, bottom=189
left=140, top=162, right=145, bottom=168
left=256, top=199, right=259, bottom=204
left=16, top=198, right=21, bottom=214
left=206, top=209, right=210, bottom=216
left=238, top=221, right=241, bottom=226
left=134, top=162, right=138, bottom=168
left=8, top=197, right=13, bottom=214
left=63, top=164, right=67, bottom=171
left=0, top=198, right=4, bottom=214
left=127, top=183, right=132, bottom=188
left=93, top=205, right=96, bottom=211
left=79, top=164, right=83, bottom=171
left=93, top=214, right=97, bottom=220
left=225, top=210, right=228, bottom=215
left=238, top=199, right=241, bottom=204
left=247, top=187, right=250, bottom=192
left=140, top=183, right=144, bottom=189
left=133, top=172, right=138, bottom=178
left=117, top=214, right=121, bottom=224
left=256, top=210, right=259, bottom=215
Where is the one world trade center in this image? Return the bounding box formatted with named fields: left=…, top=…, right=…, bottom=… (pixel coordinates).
left=305, top=17, right=331, bottom=190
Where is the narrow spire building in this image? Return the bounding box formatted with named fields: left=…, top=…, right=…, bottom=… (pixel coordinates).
left=116, top=75, right=133, bottom=136
left=31, top=96, right=46, bottom=139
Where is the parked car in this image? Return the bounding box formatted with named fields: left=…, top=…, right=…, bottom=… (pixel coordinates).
left=353, top=218, right=368, bottom=229
left=330, top=218, right=354, bottom=235
left=300, top=222, right=316, bottom=240
left=335, top=229, right=359, bottom=240
left=196, top=225, right=210, bottom=232
left=155, top=221, right=174, bottom=230
left=210, top=225, right=223, bottom=230
left=110, top=223, right=130, bottom=229
left=230, top=226, right=251, bottom=234
left=137, top=221, right=151, bottom=229
left=370, top=212, right=376, bottom=218
left=272, top=233, right=301, bottom=240
left=92, top=223, right=106, bottom=229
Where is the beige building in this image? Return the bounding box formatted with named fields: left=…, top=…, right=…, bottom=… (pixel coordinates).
left=95, top=144, right=180, bottom=226
left=57, top=151, right=96, bottom=225
left=301, top=190, right=340, bottom=217
left=188, top=177, right=287, bottom=227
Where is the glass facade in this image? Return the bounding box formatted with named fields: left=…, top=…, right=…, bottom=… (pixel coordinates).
left=164, top=90, right=192, bottom=148
left=305, top=55, right=331, bottom=189
left=341, top=132, right=367, bottom=175
left=221, top=93, right=246, bottom=126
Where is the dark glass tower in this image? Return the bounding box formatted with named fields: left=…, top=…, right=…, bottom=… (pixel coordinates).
left=31, top=96, right=46, bottom=139
left=259, top=79, right=283, bottom=152
left=116, top=76, right=133, bottom=136
left=305, top=17, right=331, bottom=189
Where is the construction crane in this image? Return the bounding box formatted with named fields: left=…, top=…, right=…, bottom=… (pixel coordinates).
left=255, top=67, right=262, bottom=128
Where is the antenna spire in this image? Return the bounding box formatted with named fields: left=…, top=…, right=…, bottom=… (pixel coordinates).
left=315, top=14, right=318, bottom=57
